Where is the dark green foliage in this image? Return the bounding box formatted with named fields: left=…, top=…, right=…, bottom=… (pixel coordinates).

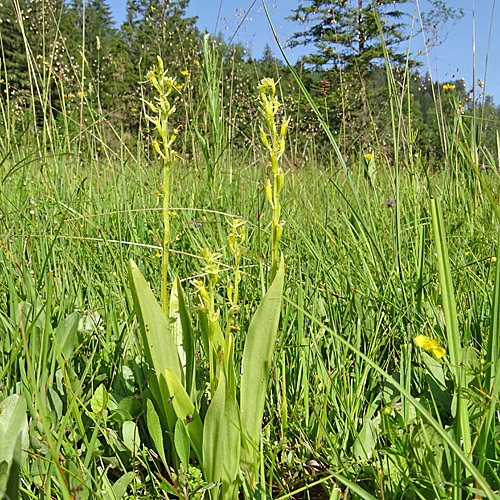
left=0, top=0, right=495, bottom=164
left=121, top=0, right=198, bottom=76
left=289, top=0, right=412, bottom=70
left=0, top=0, right=29, bottom=97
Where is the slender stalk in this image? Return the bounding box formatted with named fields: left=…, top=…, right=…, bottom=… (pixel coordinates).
left=258, top=78, right=288, bottom=284
left=144, top=56, right=179, bottom=315
left=161, top=168, right=170, bottom=312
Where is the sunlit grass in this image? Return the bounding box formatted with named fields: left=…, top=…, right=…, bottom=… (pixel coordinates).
left=1, top=6, right=500, bottom=500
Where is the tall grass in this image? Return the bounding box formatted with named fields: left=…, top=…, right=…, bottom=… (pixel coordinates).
left=1, top=1, right=500, bottom=499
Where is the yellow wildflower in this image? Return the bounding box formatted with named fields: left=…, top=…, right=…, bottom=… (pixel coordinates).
left=174, top=82, right=184, bottom=90
left=364, top=153, right=373, bottom=161
left=492, top=256, right=497, bottom=263
left=154, top=252, right=162, bottom=258
left=131, top=108, right=137, bottom=112
left=77, top=91, right=87, bottom=98
left=443, top=84, right=455, bottom=91
left=194, top=60, right=200, bottom=67
left=181, top=70, right=190, bottom=77
left=414, top=334, right=446, bottom=359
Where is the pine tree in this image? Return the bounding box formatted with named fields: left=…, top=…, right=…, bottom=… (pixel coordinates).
left=289, top=0, right=412, bottom=70
left=122, top=0, right=198, bottom=76
left=258, top=43, right=282, bottom=80
left=0, top=0, right=29, bottom=97
left=84, top=0, right=117, bottom=107
left=288, top=0, right=463, bottom=155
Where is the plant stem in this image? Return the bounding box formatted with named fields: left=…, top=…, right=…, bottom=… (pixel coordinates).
left=161, top=162, right=170, bottom=316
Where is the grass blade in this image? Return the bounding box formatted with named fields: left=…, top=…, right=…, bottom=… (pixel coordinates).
left=429, top=198, right=471, bottom=458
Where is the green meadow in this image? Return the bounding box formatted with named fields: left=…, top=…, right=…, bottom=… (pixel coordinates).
left=1, top=0, right=500, bottom=498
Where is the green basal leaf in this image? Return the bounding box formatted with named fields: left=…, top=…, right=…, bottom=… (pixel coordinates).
left=175, top=418, right=191, bottom=468
left=129, top=259, right=183, bottom=384
left=164, top=367, right=203, bottom=462
left=203, top=371, right=226, bottom=492
left=146, top=399, right=167, bottom=468
left=240, top=259, right=284, bottom=473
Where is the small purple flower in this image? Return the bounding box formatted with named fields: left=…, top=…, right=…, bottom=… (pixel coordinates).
left=189, top=219, right=202, bottom=229
left=386, top=199, right=395, bottom=208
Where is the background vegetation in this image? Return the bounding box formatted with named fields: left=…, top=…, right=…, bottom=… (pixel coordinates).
left=1, top=0, right=500, bottom=498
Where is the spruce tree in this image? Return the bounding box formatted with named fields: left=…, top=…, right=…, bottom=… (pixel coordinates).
left=84, top=0, right=117, bottom=108
left=288, top=0, right=463, bottom=155
left=122, top=0, right=198, bottom=76
left=289, top=0, right=411, bottom=70
left=0, top=0, right=29, bottom=98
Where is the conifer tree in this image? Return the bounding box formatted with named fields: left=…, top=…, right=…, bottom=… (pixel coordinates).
left=289, top=0, right=411, bottom=70
left=122, top=0, right=198, bottom=76
left=0, top=0, right=29, bottom=98
left=289, top=0, right=463, bottom=71
left=83, top=0, right=117, bottom=107
left=288, top=0, right=463, bottom=154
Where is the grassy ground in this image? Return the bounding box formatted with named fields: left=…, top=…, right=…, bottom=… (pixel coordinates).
left=2, top=123, right=500, bottom=498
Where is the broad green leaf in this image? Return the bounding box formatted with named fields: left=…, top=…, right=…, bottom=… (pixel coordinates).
left=129, top=259, right=184, bottom=441
left=129, top=259, right=183, bottom=384
left=170, top=276, right=195, bottom=396
left=174, top=418, right=191, bottom=468
left=422, top=352, right=451, bottom=412
left=0, top=394, right=28, bottom=490
left=240, top=260, right=284, bottom=468
left=164, top=367, right=203, bottom=461
left=48, top=386, right=64, bottom=419
left=203, top=371, right=226, bottom=487
left=111, top=471, right=135, bottom=499
left=68, top=460, right=90, bottom=500
left=122, top=421, right=140, bottom=451
left=90, top=383, right=108, bottom=415
left=353, top=414, right=380, bottom=460
left=146, top=399, right=167, bottom=468
left=410, top=423, right=444, bottom=474
left=55, top=311, right=81, bottom=360
left=5, top=434, right=23, bottom=500
left=101, top=470, right=118, bottom=500
left=221, top=394, right=241, bottom=497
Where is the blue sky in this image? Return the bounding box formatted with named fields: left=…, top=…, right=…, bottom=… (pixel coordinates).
left=107, top=0, right=500, bottom=105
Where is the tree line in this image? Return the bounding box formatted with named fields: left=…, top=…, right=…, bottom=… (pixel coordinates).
left=0, top=0, right=498, bottom=165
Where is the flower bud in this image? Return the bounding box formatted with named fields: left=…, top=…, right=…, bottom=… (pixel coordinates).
left=276, top=221, right=285, bottom=242
left=277, top=170, right=285, bottom=195
left=260, top=128, right=270, bottom=149
left=279, top=118, right=289, bottom=140
left=153, top=140, right=165, bottom=160
left=265, top=178, right=273, bottom=207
